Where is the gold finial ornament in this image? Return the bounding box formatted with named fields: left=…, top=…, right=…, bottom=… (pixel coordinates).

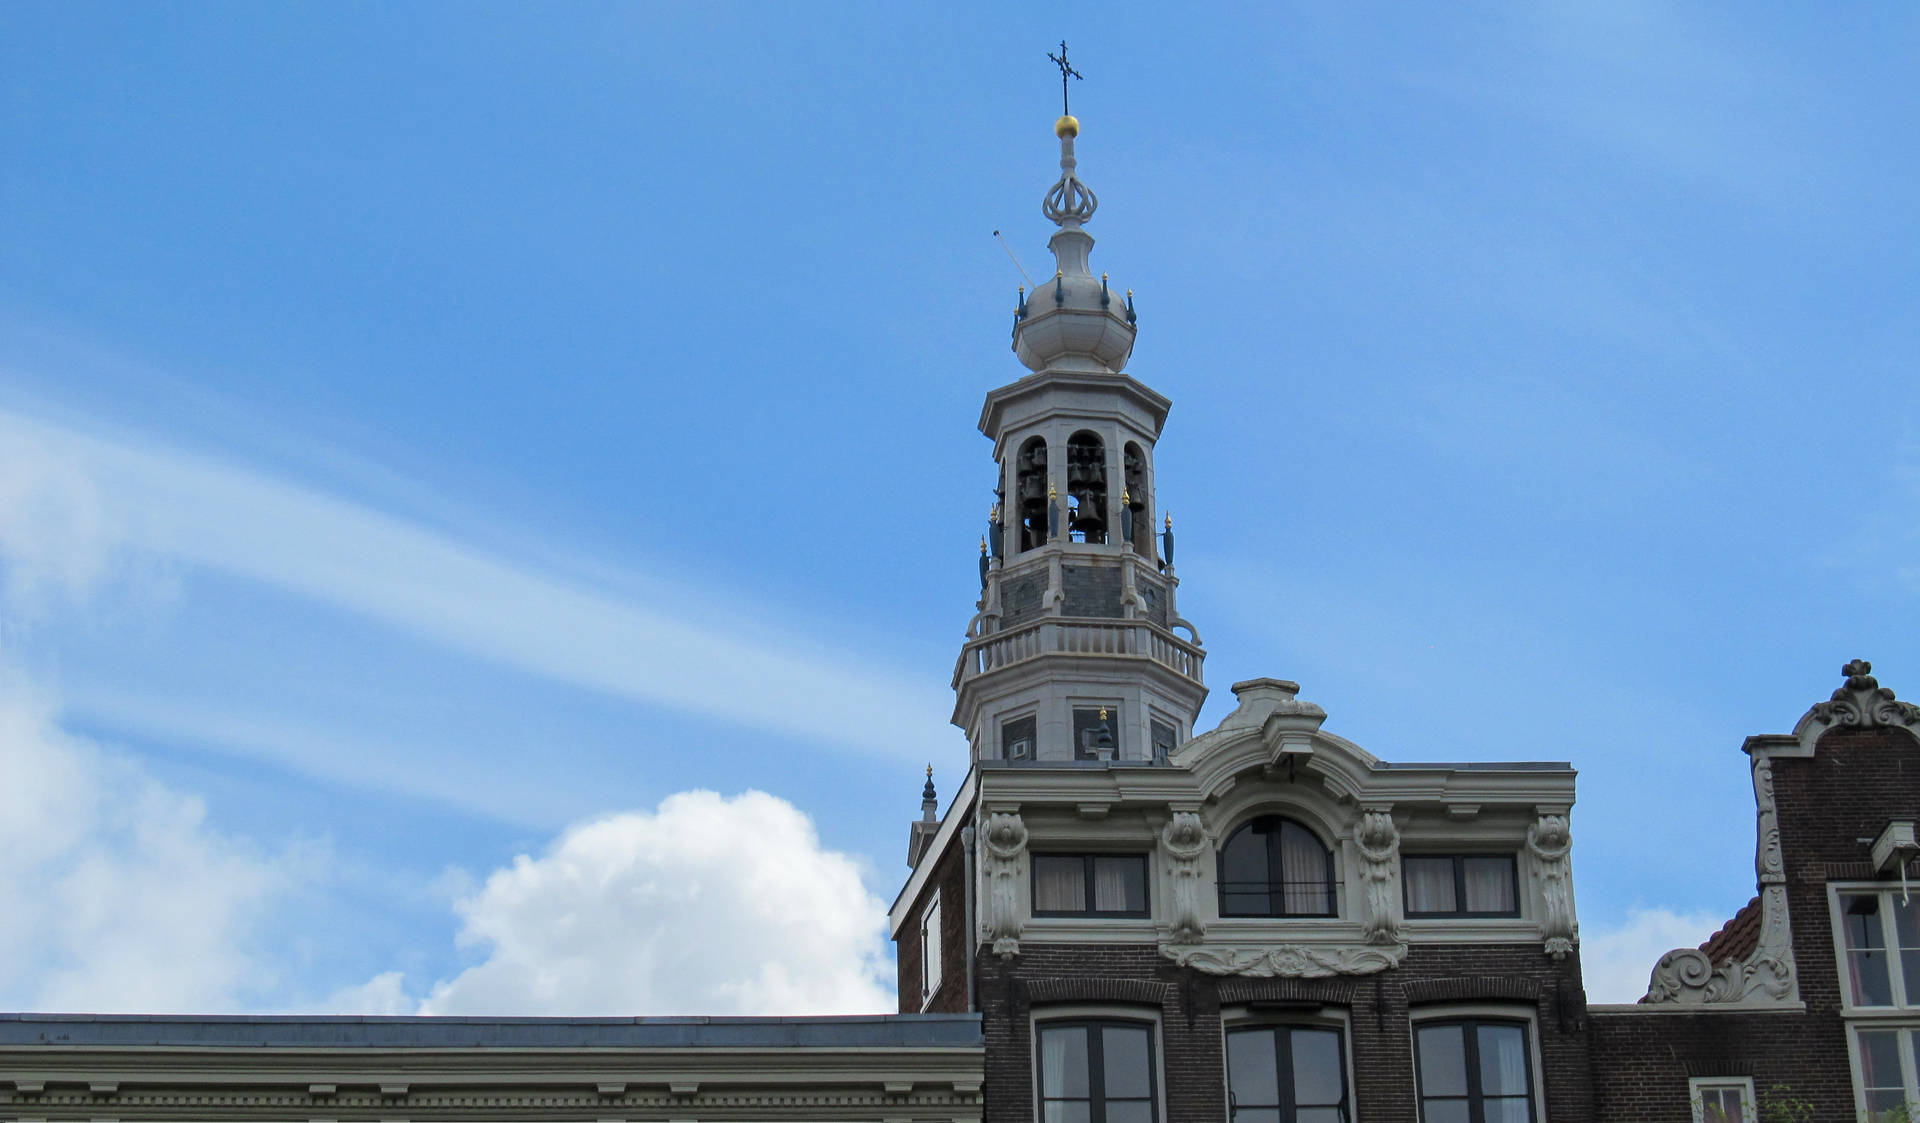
left=926, top=763, right=933, bottom=779
left=1098, top=707, right=1109, bottom=720
left=1121, top=488, right=1131, bottom=503
left=1049, top=481, right=1058, bottom=500
left=1165, top=512, right=1173, bottom=529
left=980, top=536, right=988, bottom=554
left=1055, top=114, right=1080, bottom=138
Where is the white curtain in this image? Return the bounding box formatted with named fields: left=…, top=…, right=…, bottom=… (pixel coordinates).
left=1464, top=859, right=1515, bottom=913
left=1280, top=823, right=1330, bottom=914
left=1479, top=1025, right=1528, bottom=1096
left=1040, top=1026, right=1088, bottom=1099
left=1035, top=857, right=1085, bottom=912
left=1405, top=859, right=1456, bottom=913
left=1093, top=858, right=1134, bottom=912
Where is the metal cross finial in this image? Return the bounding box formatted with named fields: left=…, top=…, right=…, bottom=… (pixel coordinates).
left=1047, top=41, right=1083, bottom=116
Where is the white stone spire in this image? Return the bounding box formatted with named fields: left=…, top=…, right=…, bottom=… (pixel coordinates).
left=1011, top=116, right=1137, bottom=374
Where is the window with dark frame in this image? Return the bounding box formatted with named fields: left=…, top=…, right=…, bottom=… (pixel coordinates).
left=1217, top=816, right=1335, bottom=918
left=1150, top=719, right=1176, bottom=763
left=1226, top=1023, right=1349, bottom=1123
left=1032, top=853, right=1150, bottom=917
left=1074, top=706, right=1120, bottom=760
left=1414, top=1017, right=1536, bottom=1123
left=1002, top=714, right=1037, bottom=761
left=1403, top=854, right=1521, bottom=918
left=1037, top=1019, right=1158, bottom=1123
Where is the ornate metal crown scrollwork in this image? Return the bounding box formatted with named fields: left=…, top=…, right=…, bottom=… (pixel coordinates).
left=1043, top=171, right=1098, bottom=226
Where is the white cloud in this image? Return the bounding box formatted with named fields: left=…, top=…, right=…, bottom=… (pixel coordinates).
left=0, top=406, right=951, bottom=761
left=1579, top=906, right=1725, bottom=1004
left=0, top=673, right=286, bottom=1012
left=0, top=428, right=121, bottom=615
left=411, top=789, right=894, bottom=1016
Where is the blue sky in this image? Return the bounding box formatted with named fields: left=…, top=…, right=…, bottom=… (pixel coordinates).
left=3, top=2, right=1918, bottom=1010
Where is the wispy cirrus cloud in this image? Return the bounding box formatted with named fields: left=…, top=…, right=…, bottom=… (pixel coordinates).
left=0, top=405, right=953, bottom=762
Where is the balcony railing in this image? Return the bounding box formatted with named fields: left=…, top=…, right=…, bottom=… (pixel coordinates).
left=957, top=618, right=1205, bottom=685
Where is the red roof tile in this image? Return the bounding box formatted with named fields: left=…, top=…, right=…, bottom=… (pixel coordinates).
left=1697, top=896, right=1762, bottom=966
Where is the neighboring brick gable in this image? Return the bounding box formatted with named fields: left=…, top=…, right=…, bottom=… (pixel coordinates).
left=976, top=941, right=1592, bottom=1123
left=895, top=841, right=970, bottom=1015
left=1589, top=724, right=1920, bottom=1121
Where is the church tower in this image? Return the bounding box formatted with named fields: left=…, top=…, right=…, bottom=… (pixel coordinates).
left=957, top=111, right=1208, bottom=767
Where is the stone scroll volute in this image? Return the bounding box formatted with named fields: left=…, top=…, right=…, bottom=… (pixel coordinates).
left=980, top=811, right=1029, bottom=958
left=1527, top=812, right=1578, bottom=960
left=1159, top=811, right=1210, bottom=944
left=1355, top=805, right=1401, bottom=946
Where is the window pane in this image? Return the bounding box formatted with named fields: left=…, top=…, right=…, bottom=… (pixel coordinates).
left=1222, top=823, right=1271, bottom=914
left=1041, top=1025, right=1089, bottom=1098
left=1290, top=1028, right=1344, bottom=1106
left=1852, top=950, right=1896, bottom=1006
left=1405, top=858, right=1457, bottom=913
left=1417, top=1025, right=1468, bottom=1096
left=1861, top=1029, right=1903, bottom=1088
left=1846, top=895, right=1888, bottom=950
left=1227, top=1030, right=1279, bottom=1108
left=1477, top=1023, right=1529, bottom=1096
left=1420, top=1101, right=1471, bottom=1123
left=1043, top=1102, right=1091, bottom=1123
left=1104, top=1101, right=1153, bottom=1123
left=1093, top=856, right=1146, bottom=913
left=1233, top=1112, right=1281, bottom=1123
left=1034, top=856, right=1086, bottom=913
left=1700, top=1087, right=1745, bottom=1123
left=1280, top=821, right=1332, bottom=914
left=1297, top=1110, right=1344, bottom=1123
left=1484, top=1096, right=1534, bottom=1123
left=1464, top=857, right=1517, bottom=913
left=1102, top=1026, right=1152, bottom=1099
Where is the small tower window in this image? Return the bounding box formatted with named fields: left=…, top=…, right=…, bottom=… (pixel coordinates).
left=1015, top=437, right=1049, bottom=552
left=1066, top=431, right=1108, bottom=544
left=1123, top=441, right=1151, bottom=558
left=1001, top=714, right=1037, bottom=761
left=1150, top=718, right=1177, bottom=763
left=1074, top=706, right=1119, bottom=761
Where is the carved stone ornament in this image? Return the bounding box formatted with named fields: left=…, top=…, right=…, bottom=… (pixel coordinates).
left=1355, top=807, right=1402, bottom=946
left=1159, top=812, right=1210, bottom=944
left=1527, top=813, right=1578, bottom=960
left=1805, top=659, right=1920, bottom=736
left=979, top=811, right=1029, bottom=959
left=1642, top=753, right=1797, bottom=1005
left=1161, top=942, right=1407, bottom=979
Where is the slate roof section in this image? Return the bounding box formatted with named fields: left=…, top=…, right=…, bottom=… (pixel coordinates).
left=0, top=1013, right=984, bottom=1050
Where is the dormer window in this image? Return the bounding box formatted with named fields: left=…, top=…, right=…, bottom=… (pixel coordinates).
left=1219, top=816, right=1335, bottom=917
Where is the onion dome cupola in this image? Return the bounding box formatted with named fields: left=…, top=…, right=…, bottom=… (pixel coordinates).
left=954, top=64, right=1206, bottom=771
left=1011, top=115, right=1138, bottom=375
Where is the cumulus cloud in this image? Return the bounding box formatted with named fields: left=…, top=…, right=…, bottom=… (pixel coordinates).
left=1578, top=906, right=1725, bottom=1004
left=0, top=674, right=286, bottom=1011
left=412, top=790, right=894, bottom=1016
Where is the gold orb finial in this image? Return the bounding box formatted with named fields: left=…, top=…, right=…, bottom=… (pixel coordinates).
left=1055, top=114, right=1080, bottom=139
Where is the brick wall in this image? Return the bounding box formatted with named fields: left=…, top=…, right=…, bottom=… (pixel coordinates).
left=1586, top=725, right=1920, bottom=1121
left=975, top=941, right=1589, bottom=1123
left=895, top=841, right=970, bottom=1015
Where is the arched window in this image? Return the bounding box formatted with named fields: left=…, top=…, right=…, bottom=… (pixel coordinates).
left=1015, top=437, right=1049, bottom=552
left=1122, top=441, right=1150, bottom=558
left=1218, top=816, right=1335, bottom=917
left=1066, top=431, right=1108, bottom=544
